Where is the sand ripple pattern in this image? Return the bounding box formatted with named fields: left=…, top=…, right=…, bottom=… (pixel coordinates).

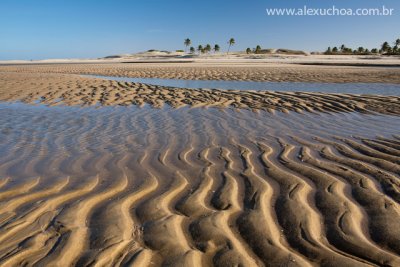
left=1, top=72, right=400, bottom=115
left=1, top=63, right=400, bottom=83
left=0, top=104, right=400, bottom=266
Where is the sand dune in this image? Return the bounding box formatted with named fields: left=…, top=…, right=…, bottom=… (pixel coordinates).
left=0, top=102, right=399, bottom=266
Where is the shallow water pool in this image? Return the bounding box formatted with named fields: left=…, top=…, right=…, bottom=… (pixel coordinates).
left=1, top=101, right=400, bottom=265
left=86, top=75, right=400, bottom=96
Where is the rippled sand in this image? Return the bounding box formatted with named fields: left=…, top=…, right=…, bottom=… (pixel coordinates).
left=0, top=65, right=400, bottom=266
left=1, top=72, right=400, bottom=115
left=1, top=62, right=400, bottom=83
left=0, top=103, right=400, bottom=266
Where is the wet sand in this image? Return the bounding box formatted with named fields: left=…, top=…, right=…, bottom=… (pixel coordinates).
left=1, top=62, right=400, bottom=83
left=1, top=72, right=400, bottom=115
left=0, top=64, right=400, bottom=266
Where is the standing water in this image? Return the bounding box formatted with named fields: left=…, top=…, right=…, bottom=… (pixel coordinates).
left=85, top=75, right=400, bottom=96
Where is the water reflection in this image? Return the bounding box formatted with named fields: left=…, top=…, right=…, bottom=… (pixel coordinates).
left=86, top=75, right=400, bottom=96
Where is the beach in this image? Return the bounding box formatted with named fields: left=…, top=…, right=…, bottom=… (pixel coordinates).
left=1, top=62, right=400, bottom=113
left=0, top=60, right=400, bottom=266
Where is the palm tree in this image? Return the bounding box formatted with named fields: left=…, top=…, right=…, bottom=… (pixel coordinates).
left=190, top=47, right=195, bottom=54
left=246, top=48, right=252, bottom=54
left=197, top=45, right=203, bottom=55
left=340, top=44, right=346, bottom=52
left=184, top=38, right=191, bottom=53
left=205, top=44, right=212, bottom=54
left=214, top=44, right=220, bottom=53
left=325, top=47, right=332, bottom=55
left=394, top=39, right=400, bottom=54
left=255, top=45, right=262, bottom=54
left=381, top=42, right=390, bottom=53
left=227, top=38, right=235, bottom=54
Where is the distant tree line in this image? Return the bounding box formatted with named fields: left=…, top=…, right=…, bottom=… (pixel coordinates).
left=246, top=45, right=263, bottom=54
left=325, top=38, right=400, bottom=55
left=184, top=38, right=235, bottom=55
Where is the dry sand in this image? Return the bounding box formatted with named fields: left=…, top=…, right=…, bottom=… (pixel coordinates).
left=1, top=52, right=399, bottom=66
left=0, top=63, right=400, bottom=266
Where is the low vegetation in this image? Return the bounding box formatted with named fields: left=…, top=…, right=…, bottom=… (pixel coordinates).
left=246, top=45, right=264, bottom=54
left=183, top=38, right=234, bottom=55
left=164, top=37, right=400, bottom=57
left=324, top=38, right=400, bottom=55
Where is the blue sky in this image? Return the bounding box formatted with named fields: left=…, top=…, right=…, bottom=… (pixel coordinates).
left=0, top=0, right=399, bottom=60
